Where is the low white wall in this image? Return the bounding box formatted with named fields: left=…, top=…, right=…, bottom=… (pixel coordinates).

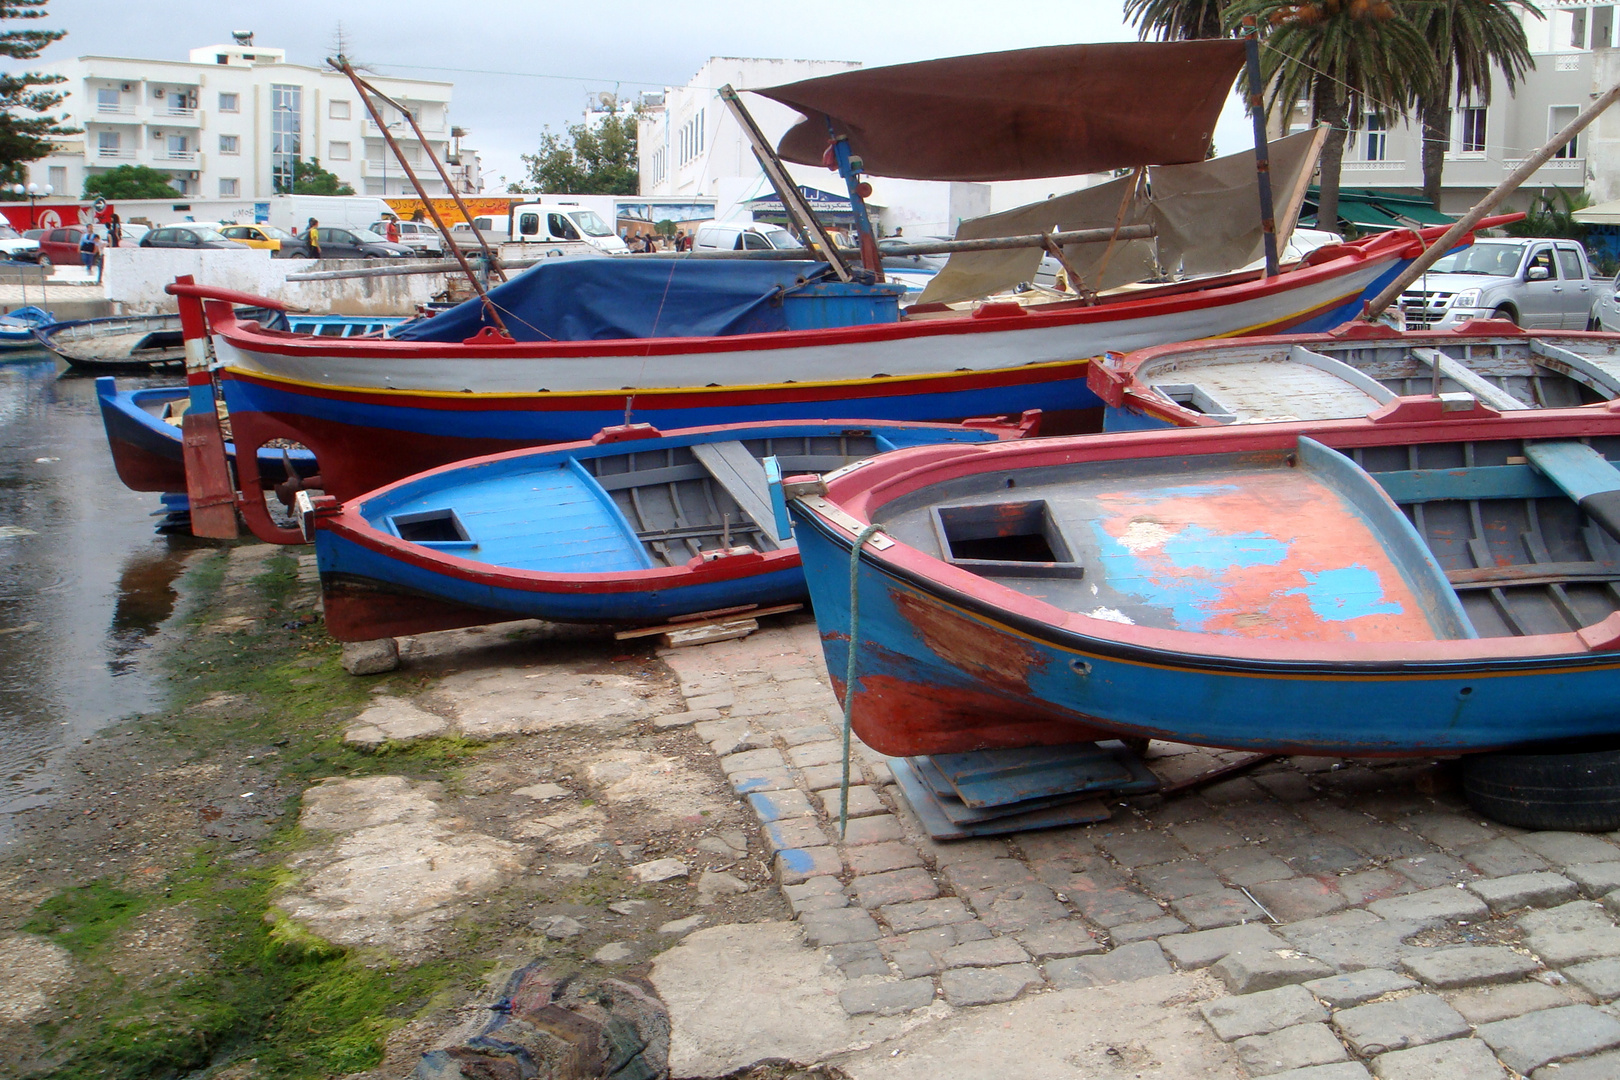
left=103, top=247, right=447, bottom=315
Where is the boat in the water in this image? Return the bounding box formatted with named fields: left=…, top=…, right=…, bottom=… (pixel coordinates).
left=96, top=377, right=316, bottom=494
left=0, top=305, right=54, bottom=351
left=785, top=395, right=1620, bottom=763
left=43, top=311, right=402, bottom=373
left=1089, top=322, right=1620, bottom=429
left=308, top=417, right=1032, bottom=640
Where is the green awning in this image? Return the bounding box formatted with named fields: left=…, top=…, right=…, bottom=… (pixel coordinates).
left=1386, top=202, right=1453, bottom=226
left=1333, top=198, right=1406, bottom=230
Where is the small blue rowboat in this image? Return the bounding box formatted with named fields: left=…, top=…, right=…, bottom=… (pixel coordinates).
left=787, top=395, right=1620, bottom=765
left=0, top=305, right=54, bottom=351
left=308, top=416, right=1032, bottom=641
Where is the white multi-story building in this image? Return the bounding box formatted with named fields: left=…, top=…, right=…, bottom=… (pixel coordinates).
left=638, top=57, right=1104, bottom=238
left=27, top=34, right=476, bottom=201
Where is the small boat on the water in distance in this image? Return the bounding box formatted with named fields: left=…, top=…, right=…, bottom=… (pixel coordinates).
left=0, top=305, right=54, bottom=351
left=309, top=416, right=1035, bottom=641
left=44, top=311, right=403, bottom=373
left=786, top=396, right=1620, bottom=774
left=1088, top=322, right=1620, bottom=429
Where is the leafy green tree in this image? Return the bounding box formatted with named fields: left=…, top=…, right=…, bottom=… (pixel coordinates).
left=289, top=158, right=355, bottom=196
left=1408, top=1, right=1538, bottom=211
left=1225, top=0, right=1432, bottom=234
left=1125, top=0, right=1231, bottom=39
left=83, top=164, right=182, bottom=198
left=512, top=112, right=638, bottom=195
left=0, top=0, right=76, bottom=187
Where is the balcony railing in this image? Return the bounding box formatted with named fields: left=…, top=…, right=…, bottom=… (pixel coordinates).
left=95, top=102, right=134, bottom=115
left=1344, top=159, right=1407, bottom=172
left=1504, top=156, right=1584, bottom=173
left=96, top=147, right=135, bottom=159
left=160, top=149, right=197, bottom=162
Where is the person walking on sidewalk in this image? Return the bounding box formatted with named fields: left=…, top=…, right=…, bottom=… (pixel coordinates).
left=307, top=218, right=321, bottom=259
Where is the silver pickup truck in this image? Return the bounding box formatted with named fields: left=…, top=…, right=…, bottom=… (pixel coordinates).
left=1399, top=237, right=1594, bottom=330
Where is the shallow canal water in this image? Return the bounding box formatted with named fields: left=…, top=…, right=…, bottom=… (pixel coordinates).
left=0, top=351, right=200, bottom=847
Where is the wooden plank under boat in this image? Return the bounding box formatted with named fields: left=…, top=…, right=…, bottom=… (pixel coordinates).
left=788, top=395, right=1620, bottom=759
left=1089, top=323, right=1620, bottom=430
left=309, top=418, right=1028, bottom=640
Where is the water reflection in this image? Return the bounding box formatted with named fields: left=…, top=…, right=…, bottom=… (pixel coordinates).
left=0, top=351, right=202, bottom=843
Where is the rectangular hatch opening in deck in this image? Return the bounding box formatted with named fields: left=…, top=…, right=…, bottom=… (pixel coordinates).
left=933, top=499, right=1084, bottom=579
left=391, top=508, right=475, bottom=548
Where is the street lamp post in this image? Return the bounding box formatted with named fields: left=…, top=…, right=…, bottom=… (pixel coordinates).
left=8, top=182, right=54, bottom=228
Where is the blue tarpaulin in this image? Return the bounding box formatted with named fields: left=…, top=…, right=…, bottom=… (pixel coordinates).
left=392, top=257, right=834, bottom=343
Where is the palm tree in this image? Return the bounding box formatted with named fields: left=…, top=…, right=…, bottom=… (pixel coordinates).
left=1224, top=0, right=1433, bottom=234
left=1408, top=1, right=1538, bottom=211
left=1125, top=0, right=1230, bottom=38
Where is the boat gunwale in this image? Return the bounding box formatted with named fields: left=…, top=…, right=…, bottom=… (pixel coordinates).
left=800, top=399, right=1620, bottom=668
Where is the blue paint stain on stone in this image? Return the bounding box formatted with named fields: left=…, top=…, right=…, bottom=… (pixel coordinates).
left=778, top=848, right=816, bottom=873
left=732, top=775, right=774, bottom=793
left=1160, top=524, right=1289, bottom=573
left=748, top=791, right=788, bottom=822
left=1286, top=564, right=1402, bottom=622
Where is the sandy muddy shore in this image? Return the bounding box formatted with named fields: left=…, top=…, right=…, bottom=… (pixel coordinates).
left=4, top=541, right=1620, bottom=1080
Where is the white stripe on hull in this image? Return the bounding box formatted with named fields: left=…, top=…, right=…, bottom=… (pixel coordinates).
left=218, top=260, right=1388, bottom=395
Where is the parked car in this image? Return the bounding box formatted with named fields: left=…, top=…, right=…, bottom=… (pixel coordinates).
left=1399, top=237, right=1594, bottom=330
left=289, top=226, right=412, bottom=260
left=139, top=226, right=250, bottom=250
left=36, top=226, right=90, bottom=266
left=0, top=223, right=41, bottom=262
left=369, top=219, right=445, bottom=257
left=217, top=222, right=297, bottom=256
left=693, top=221, right=805, bottom=252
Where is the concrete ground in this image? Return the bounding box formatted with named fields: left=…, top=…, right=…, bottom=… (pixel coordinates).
left=7, top=544, right=1620, bottom=1079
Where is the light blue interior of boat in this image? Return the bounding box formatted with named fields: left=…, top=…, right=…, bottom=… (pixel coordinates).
left=378, top=456, right=653, bottom=573
left=1296, top=437, right=1477, bottom=639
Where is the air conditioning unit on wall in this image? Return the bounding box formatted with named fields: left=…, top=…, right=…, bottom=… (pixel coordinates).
left=121, top=83, right=131, bottom=92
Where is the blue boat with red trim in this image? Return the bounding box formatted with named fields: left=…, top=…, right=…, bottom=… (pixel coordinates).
left=307, top=416, right=1032, bottom=641
left=787, top=397, right=1620, bottom=775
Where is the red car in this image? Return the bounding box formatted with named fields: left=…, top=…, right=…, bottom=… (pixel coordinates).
left=33, top=226, right=89, bottom=267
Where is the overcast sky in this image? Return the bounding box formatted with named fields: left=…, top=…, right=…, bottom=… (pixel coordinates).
left=37, top=0, right=1253, bottom=190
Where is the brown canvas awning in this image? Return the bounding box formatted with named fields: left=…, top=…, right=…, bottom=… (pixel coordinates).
left=753, top=41, right=1247, bottom=182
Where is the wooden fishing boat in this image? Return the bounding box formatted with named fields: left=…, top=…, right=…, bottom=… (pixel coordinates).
left=43, top=311, right=402, bottom=373
left=1089, top=322, right=1620, bottom=429
left=96, top=377, right=316, bottom=494
left=785, top=396, right=1620, bottom=771
left=0, top=305, right=53, bottom=351
left=307, top=417, right=1029, bottom=640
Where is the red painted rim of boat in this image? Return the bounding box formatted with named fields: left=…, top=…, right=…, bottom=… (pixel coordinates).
left=318, top=418, right=1015, bottom=597
left=803, top=399, right=1620, bottom=666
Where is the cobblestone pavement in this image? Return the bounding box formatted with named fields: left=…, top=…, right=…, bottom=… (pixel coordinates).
left=659, top=615, right=1620, bottom=1080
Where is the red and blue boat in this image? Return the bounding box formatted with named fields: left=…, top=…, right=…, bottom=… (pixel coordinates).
left=787, top=395, right=1620, bottom=771
left=307, top=416, right=1030, bottom=641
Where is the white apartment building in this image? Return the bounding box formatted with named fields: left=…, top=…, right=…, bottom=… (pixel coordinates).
left=637, top=57, right=1104, bottom=237
left=27, top=35, right=477, bottom=202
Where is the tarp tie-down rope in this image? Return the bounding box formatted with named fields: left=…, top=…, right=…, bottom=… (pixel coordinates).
left=840, top=520, right=887, bottom=840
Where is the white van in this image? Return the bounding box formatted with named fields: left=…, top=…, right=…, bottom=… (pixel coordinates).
left=693, top=221, right=805, bottom=252
left=451, top=203, right=629, bottom=255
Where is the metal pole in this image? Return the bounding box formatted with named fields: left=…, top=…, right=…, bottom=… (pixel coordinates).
left=347, top=67, right=506, bottom=282
left=717, top=84, right=852, bottom=282
left=827, top=123, right=883, bottom=281
left=1241, top=16, right=1280, bottom=278
left=1362, top=79, right=1620, bottom=321
left=331, top=57, right=510, bottom=333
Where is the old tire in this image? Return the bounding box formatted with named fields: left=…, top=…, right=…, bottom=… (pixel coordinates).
left=1590, top=315, right=1604, bottom=332
left=1492, top=305, right=1518, bottom=326
left=1463, top=743, right=1620, bottom=831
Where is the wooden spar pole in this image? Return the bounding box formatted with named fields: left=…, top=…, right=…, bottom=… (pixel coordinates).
left=1362, top=80, right=1620, bottom=320
left=1240, top=16, right=1280, bottom=278
left=347, top=68, right=506, bottom=283
left=1274, top=123, right=1330, bottom=256
left=718, top=84, right=854, bottom=282
left=331, top=57, right=510, bottom=334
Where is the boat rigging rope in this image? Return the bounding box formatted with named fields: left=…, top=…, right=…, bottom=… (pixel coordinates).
left=840, top=520, right=887, bottom=840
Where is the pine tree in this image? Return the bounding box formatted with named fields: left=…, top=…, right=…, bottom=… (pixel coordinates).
left=0, top=0, right=76, bottom=187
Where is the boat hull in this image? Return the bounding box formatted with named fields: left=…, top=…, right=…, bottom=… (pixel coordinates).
left=790, top=404, right=1620, bottom=758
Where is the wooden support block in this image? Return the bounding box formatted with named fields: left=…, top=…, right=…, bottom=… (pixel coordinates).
left=660, top=618, right=759, bottom=648
left=615, top=603, right=801, bottom=640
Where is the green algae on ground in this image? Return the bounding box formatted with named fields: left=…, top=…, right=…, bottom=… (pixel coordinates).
left=24, top=547, right=493, bottom=1079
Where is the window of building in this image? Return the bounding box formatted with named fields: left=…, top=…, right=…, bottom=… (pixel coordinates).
left=1459, top=107, right=1487, bottom=155
left=1363, top=114, right=1386, bottom=162
left=96, top=87, right=120, bottom=110
left=328, top=140, right=350, bottom=161
left=219, top=134, right=239, bottom=155
left=1597, top=6, right=1615, bottom=50
left=48, top=166, right=65, bottom=192
left=271, top=84, right=302, bottom=192
left=1552, top=106, right=1580, bottom=158
left=98, top=131, right=120, bottom=153
left=1573, top=7, right=1589, bottom=49
left=219, top=177, right=239, bottom=197
left=167, top=134, right=189, bottom=159
left=170, top=177, right=188, bottom=195
left=330, top=99, right=350, bottom=120
left=219, top=92, right=239, bottom=113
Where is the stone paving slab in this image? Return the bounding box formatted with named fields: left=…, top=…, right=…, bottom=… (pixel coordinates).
left=1467, top=872, right=1579, bottom=914
left=1444, top=981, right=1592, bottom=1025
left=1367, top=888, right=1490, bottom=929
left=1235, top=1022, right=1348, bottom=1076
left=1566, top=863, right=1620, bottom=899
left=1370, top=1037, right=1507, bottom=1080
left=1304, top=969, right=1418, bottom=1009
left=1475, top=1004, right=1620, bottom=1074
left=1332, top=994, right=1470, bottom=1055
left=1267, top=1066, right=1371, bottom=1080
left=939, top=963, right=1042, bottom=1007
left=1401, top=946, right=1541, bottom=989
left=1203, top=984, right=1328, bottom=1041
left=1043, top=940, right=1170, bottom=989
left=1565, top=956, right=1620, bottom=999
left=1161, top=924, right=1288, bottom=969
left=1215, top=949, right=1335, bottom=994
left=1531, top=1047, right=1620, bottom=1079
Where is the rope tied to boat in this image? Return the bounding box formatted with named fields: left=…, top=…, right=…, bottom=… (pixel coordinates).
left=840, top=520, right=887, bottom=840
